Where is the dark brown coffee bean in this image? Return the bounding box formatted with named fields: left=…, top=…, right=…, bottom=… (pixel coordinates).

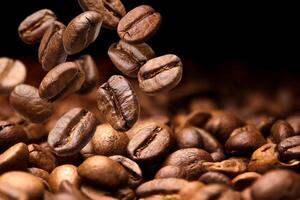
left=0, top=171, right=45, bottom=200
left=27, top=167, right=50, bottom=182
left=28, top=144, right=57, bottom=172
left=48, top=107, right=97, bottom=156
left=175, top=127, right=203, bottom=149
left=18, top=9, right=56, bottom=44
left=277, top=135, right=300, bottom=160
left=39, top=62, right=85, bottom=101
left=0, top=57, right=27, bottom=95
left=287, top=115, right=300, bottom=134
left=39, top=21, right=67, bottom=71
left=198, top=172, right=231, bottom=186
left=232, top=172, right=261, bottom=191
left=155, top=166, right=186, bottom=179
left=138, top=54, right=183, bottom=95
left=251, top=170, right=300, bottom=200
left=110, top=155, right=143, bottom=188
left=78, top=0, right=126, bottom=29
left=9, top=84, right=53, bottom=123
left=78, top=156, right=129, bottom=190
left=248, top=115, right=276, bottom=136
left=76, top=55, right=99, bottom=94
left=49, top=164, right=81, bottom=193
left=63, top=11, right=102, bottom=55
left=127, top=122, right=173, bottom=162
left=271, top=120, right=295, bottom=143
left=108, top=40, right=155, bottom=77
left=96, top=75, right=139, bottom=131
left=0, top=143, right=29, bottom=173
left=92, top=124, right=129, bottom=156
left=225, top=125, right=266, bottom=155
left=117, top=5, right=161, bottom=44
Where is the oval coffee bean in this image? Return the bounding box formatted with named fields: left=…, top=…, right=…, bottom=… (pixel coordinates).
left=287, top=115, right=300, bottom=134
left=277, top=135, right=300, bottom=161
left=78, top=155, right=129, bottom=190
left=9, top=84, right=53, bottom=123
left=108, top=40, right=155, bottom=77
left=48, top=107, right=97, bottom=156
left=231, top=172, right=261, bottom=190
left=138, top=54, right=183, bottom=95
left=78, top=0, right=126, bottom=29
left=39, top=62, right=85, bottom=101
left=179, top=181, right=205, bottom=200
left=18, top=9, right=56, bottom=44
left=97, top=75, right=139, bottom=131
left=28, top=144, right=57, bottom=172
left=127, top=122, right=173, bottom=162
left=117, top=5, right=161, bottom=44
left=155, top=166, right=186, bottom=179
left=39, top=21, right=67, bottom=71
left=0, top=57, right=27, bottom=95
left=63, top=11, right=102, bottom=55
left=271, top=120, right=295, bottom=143
left=198, top=172, right=231, bottom=186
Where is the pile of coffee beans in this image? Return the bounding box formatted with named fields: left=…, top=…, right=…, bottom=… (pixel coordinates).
left=1, top=0, right=300, bottom=200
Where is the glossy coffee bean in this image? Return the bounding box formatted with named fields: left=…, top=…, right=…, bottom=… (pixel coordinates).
left=127, top=122, right=173, bottom=162
left=76, top=55, right=99, bottom=94
left=18, top=9, right=56, bottom=44
left=270, top=120, right=295, bottom=143
left=0, top=57, right=27, bottom=95
left=28, top=144, right=57, bottom=172
left=27, top=167, right=50, bottom=182
left=0, top=143, right=29, bottom=173
left=78, top=156, right=128, bottom=190
left=49, top=164, right=81, bottom=193
left=138, top=54, right=183, bottom=95
left=155, top=166, right=186, bottom=179
left=9, top=84, right=53, bottom=123
left=63, top=11, right=102, bottom=55
left=198, top=172, right=231, bottom=186
left=78, top=0, right=126, bottom=29
left=39, top=62, right=85, bottom=101
left=97, top=75, right=139, bottom=131
left=48, top=107, right=97, bottom=156
left=39, top=21, right=67, bottom=71
left=108, top=40, right=155, bottom=77
left=277, top=135, right=300, bottom=160
left=118, top=5, right=161, bottom=44
left=92, top=124, right=129, bottom=156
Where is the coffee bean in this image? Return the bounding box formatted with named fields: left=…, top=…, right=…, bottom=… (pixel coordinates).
left=271, top=120, right=295, bottom=143
left=49, top=164, right=81, bottom=193
left=63, top=11, right=102, bottom=55
left=232, top=172, right=261, bottom=191
left=287, top=115, right=300, bottom=134
left=249, top=115, right=276, bottom=136
left=108, top=40, right=155, bottom=77
left=18, top=9, right=56, bottom=44
left=96, top=75, right=139, bottom=131
left=155, top=166, right=186, bottom=179
left=179, top=181, right=205, bottom=200
left=78, top=155, right=129, bottom=190
left=115, top=187, right=136, bottom=200
left=80, top=141, right=95, bottom=159
left=117, top=5, right=161, bottom=44
left=138, top=54, right=183, bottom=95
left=190, top=184, right=238, bottom=200
left=0, top=143, right=29, bottom=173
left=0, top=171, right=45, bottom=200
left=78, top=0, right=126, bottom=29
left=28, top=144, right=57, bottom=172
left=175, top=110, right=211, bottom=131
left=198, top=172, right=231, bottom=186
left=39, top=21, right=67, bottom=71
left=39, top=62, right=85, bottom=101
left=0, top=57, right=27, bottom=95
left=81, top=183, right=115, bottom=200
left=127, top=122, right=173, bottom=162
left=9, top=84, right=53, bottom=123
left=48, top=107, right=97, bottom=156
left=277, top=135, right=300, bottom=161
left=16, top=120, right=48, bottom=142
left=27, top=167, right=50, bottom=182
left=76, top=55, right=99, bottom=94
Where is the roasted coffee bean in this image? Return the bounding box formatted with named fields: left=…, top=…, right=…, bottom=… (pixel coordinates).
left=16, top=120, right=48, bottom=142
left=49, top=164, right=81, bottom=193
left=270, top=120, right=295, bottom=143
left=39, top=21, right=67, bottom=71
left=287, top=115, right=300, bottom=134
left=92, top=124, right=128, bottom=156
left=117, top=5, right=161, bottom=44
left=48, top=107, right=97, bottom=156
left=39, top=62, right=85, bottom=101
left=81, top=183, right=115, bottom=200
left=108, top=40, right=155, bottom=77
left=136, top=178, right=188, bottom=197
left=18, top=9, right=56, bottom=44
left=248, top=115, right=276, bottom=136
left=175, top=110, right=211, bottom=131
left=0, top=121, right=27, bottom=151
left=179, top=181, right=205, bottom=200
left=225, top=125, right=266, bottom=155
left=0, top=57, right=27, bottom=95
left=277, top=135, right=300, bottom=160
left=0, top=171, right=45, bottom=200
left=232, top=172, right=261, bottom=190
left=198, top=172, right=231, bottom=186
left=28, top=144, right=57, bottom=172
left=155, top=166, right=186, bottom=179
left=175, top=127, right=203, bottom=149
left=127, top=122, right=173, bottom=162
left=115, top=187, right=136, bottom=200
left=78, top=155, right=128, bottom=190
left=9, top=84, right=53, bottom=123
left=78, top=0, right=126, bottom=29
left=110, top=155, right=143, bottom=188
left=187, top=184, right=231, bottom=200
left=63, top=11, right=102, bottom=55
left=97, top=75, right=139, bottom=131
left=138, top=54, right=183, bottom=95
left=251, top=170, right=300, bottom=200
left=80, top=141, right=95, bottom=159
left=27, top=167, right=50, bottom=182
left=0, top=143, right=29, bottom=173
left=76, top=55, right=99, bottom=94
